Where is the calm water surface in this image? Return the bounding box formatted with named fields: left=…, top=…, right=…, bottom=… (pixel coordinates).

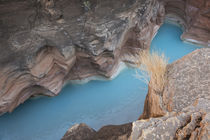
left=0, top=23, right=200, bottom=140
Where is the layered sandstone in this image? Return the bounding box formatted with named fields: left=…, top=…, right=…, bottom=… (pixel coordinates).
left=62, top=48, right=210, bottom=140
left=0, top=0, right=164, bottom=115
left=163, top=0, right=210, bottom=47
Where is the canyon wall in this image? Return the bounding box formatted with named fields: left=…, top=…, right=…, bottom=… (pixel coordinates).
left=0, top=0, right=210, bottom=139
left=0, top=0, right=164, bottom=115
left=163, top=0, right=210, bottom=47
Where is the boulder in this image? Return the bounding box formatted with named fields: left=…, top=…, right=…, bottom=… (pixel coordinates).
left=62, top=123, right=96, bottom=140
left=62, top=123, right=132, bottom=140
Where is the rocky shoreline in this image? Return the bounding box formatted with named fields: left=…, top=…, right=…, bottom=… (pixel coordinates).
left=62, top=48, right=210, bottom=140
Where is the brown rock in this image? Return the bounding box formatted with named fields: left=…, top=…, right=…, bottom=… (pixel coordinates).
left=163, top=0, right=210, bottom=47
left=0, top=0, right=165, bottom=115
left=139, top=85, right=166, bottom=119
left=62, top=123, right=96, bottom=140
left=62, top=123, right=132, bottom=140
left=93, top=123, right=132, bottom=140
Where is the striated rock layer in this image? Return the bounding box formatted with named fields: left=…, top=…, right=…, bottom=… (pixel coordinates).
left=162, top=0, right=210, bottom=47
left=0, top=0, right=164, bottom=115
left=62, top=48, right=210, bottom=140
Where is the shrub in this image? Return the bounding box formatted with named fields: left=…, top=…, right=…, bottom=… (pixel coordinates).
left=136, top=50, right=168, bottom=92
left=83, top=1, right=91, bottom=11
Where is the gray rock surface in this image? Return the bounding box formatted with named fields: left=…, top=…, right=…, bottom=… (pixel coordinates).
left=163, top=48, right=210, bottom=113
left=132, top=98, right=210, bottom=140
left=140, top=48, right=210, bottom=119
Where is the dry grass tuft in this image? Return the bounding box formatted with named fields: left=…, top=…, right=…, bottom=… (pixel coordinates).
left=136, top=50, right=168, bottom=92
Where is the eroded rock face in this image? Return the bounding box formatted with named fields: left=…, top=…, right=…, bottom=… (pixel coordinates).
left=163, top=0, right=210, bottom=47
left=0, top=0, right=164, bottom=114
left=62, top=48, right=210, bottom=140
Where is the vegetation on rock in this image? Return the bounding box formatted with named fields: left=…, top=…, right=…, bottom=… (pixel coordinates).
left=136, top=50, right=168, bottom=93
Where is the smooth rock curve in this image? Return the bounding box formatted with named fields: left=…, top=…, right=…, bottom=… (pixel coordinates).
left=0, top=0, right=164, bottom=115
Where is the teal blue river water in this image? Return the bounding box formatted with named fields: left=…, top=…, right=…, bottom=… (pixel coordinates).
left=0, top=23, right=200, bottom=140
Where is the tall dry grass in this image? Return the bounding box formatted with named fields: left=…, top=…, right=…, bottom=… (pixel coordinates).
left=136, top=50, right=168, bottom=92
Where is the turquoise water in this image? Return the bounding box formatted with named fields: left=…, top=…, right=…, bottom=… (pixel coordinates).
left=0, top=23, right=200, bottom=140
left=151, top=23, right=200, bottom=63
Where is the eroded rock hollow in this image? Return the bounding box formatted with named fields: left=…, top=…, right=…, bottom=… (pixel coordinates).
left=0, top=0, right=164, bottom=115
left=163, top=0, right=210, bottom=47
